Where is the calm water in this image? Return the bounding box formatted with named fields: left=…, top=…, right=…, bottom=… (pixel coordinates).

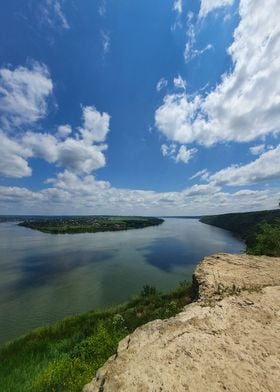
left=0, top=219, right=244, bottom=344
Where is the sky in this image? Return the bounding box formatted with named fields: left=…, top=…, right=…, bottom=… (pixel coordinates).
left=0, top=0, right=279, bottom=215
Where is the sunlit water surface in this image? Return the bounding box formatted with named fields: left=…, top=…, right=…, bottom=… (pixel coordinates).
left=0, top=219, right=244, bottom=344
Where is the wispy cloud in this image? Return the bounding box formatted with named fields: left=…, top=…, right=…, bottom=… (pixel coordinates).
left=41, top=0, right=70, bottom=29
left=156, top=78, right=168, bottom=92
left=173, top=0, right=183, bottom=15
left=189, top=169, right=209, bottom=181
left=98, top=0, right=107, bottom=17
left=101, top=30, right=111, bottom=55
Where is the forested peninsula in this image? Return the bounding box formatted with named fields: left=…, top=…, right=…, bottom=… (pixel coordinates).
left=18, top=216, right=164, bottom=234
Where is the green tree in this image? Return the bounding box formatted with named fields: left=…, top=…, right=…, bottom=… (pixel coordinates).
left=247, top=219, right=280, bottom=256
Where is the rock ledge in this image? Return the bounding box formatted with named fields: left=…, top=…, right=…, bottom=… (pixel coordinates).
left=84, top=253, right=280, bottom=392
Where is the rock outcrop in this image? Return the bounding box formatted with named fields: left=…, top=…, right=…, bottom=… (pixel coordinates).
left=83, top=253, right=280, bottom=392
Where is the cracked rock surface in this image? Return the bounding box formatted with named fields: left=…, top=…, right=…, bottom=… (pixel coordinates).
left=83, top=253, right=280, bottom=392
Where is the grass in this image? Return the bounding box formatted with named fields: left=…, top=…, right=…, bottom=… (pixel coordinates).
left=0, top=282, right=193, bottom=392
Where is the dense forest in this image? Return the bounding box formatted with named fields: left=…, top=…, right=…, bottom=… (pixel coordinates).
left=200, top=209, right=280, bottom=256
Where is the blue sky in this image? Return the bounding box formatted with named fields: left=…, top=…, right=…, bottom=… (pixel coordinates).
left=0, top=0, right=279, bottom=215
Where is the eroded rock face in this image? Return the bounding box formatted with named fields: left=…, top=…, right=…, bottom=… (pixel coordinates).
left=83, top=253, right=280, bottom=392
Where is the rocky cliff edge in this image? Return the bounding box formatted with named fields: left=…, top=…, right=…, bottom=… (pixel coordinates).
left=83, top=253, right=280, bottom=392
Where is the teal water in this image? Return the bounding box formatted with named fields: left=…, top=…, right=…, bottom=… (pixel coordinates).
left=0, top=218, right=244, bottom=344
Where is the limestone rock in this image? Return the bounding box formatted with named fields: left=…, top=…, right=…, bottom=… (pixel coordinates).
left=83, top=253, right=280, bottom=392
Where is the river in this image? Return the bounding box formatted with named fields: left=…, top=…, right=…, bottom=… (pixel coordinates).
left=0, top=218, right=244, bottom=344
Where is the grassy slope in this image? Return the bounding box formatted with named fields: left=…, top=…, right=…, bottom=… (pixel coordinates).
left=200, top=209, right=280, bottom=255
left=0, top=283, right=192, bottom=392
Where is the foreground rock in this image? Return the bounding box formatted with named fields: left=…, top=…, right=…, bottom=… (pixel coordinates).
left=84, top=253, right=280, bottom=392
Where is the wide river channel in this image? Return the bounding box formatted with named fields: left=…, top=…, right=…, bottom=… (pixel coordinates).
left=0, top=218, right=244, bottom=344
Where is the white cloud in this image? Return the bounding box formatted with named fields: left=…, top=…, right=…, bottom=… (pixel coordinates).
left=0, top=102, right=111, bottom=177
left=249, top=144, right=265, bottom=155
left=209, top=145, right=280, bottom=186
left=156, top=78, right=168, bottom=92
left=0, top=174, right=278, bottom=215
left=0, top=186, right=44, bottom=203
left=174, top=75, right=187, bottom=91
left=41, top=0, right=70, bottom=29
left=189, top=169, right=209, bottom=180
left=57, top=124, right=72, bottom=138
left=175, top=145, right=197, bottom=163
left=0, top=132, right=31, bottom=178
left=79, top=106, right=110, bottom=143
left=98, top=0, right=107, bottom=17
left=173, top=0, right=183, bottom=15
left=184, top=183, right=221, bottom=196
left=20, top=105, right=110, bottom=174
left=199, top=0, right=234, bottom=18
left=182, top=23, right=213, bottom=63
left=161, top=143, right=197, bottom=164
left=22, top=132, right=58, bottom=163
left=57, top=138, right=106, bottom=173
left=184, top=43, right=213, bottom=63
left=0, top=63, right=53, bottom=130
left=101, top=31, right=110, bottom=55
left=156, top=0, right=280, bottom=146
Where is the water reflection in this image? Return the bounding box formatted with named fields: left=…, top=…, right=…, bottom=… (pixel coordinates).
left=0, top=219, right=244, bottom=344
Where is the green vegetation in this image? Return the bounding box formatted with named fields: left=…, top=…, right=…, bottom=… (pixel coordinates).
left=0, top=282, right=192, bottom=392
left=200, top=209, right=280, bottom=256
left=18, top=216, right=164, bottom=234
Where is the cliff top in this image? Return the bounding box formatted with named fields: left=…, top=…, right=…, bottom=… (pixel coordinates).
left=84, top=253, right=280, bottom=392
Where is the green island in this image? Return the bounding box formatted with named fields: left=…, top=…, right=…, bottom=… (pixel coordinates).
left=0, top=282, right=193, bottom=392
left=18, top=216, right=164, bottom=234
left=200, top=208, right=280, bottom=256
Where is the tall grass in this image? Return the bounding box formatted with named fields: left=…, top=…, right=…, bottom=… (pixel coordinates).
left=0, top=282, right=192, bottom=392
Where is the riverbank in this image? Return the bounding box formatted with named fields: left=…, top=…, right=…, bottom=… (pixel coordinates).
left=0, top=281, right=193, bottom=391
left=200, top=209, right=280, bottom=256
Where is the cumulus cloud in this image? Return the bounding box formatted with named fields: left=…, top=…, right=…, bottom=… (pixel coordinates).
left=0, top=60, right=111, bottom=177
left=156, top=0, right=280, bottom=146
left=0, top=111, right=110, bottom=177
left=0, top=63, right=53, bottom=130
left=161, top=143, right=197, bottom=164
left=199, top=0, right=234, bottom=18
left=57, top=124, right=72, bottom=138
left=0, top=132, right=31, bottom=178
left=209, top=145, right=280, bottom=186
left=79, top=106, right=110, bottom=143
left=0, top=174, right=278, bottom=215
left=19, top=107, right=110, bottom=174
